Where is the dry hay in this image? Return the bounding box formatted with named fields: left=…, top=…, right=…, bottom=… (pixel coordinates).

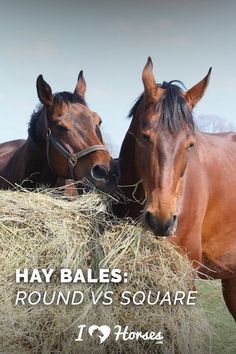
left=0, top=188, right=210, bottom=354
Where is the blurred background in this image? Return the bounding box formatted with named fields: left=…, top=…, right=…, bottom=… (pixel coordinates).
left=0, top=0, right=236, bottom=155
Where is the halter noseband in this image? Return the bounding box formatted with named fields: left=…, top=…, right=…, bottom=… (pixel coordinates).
left=44, top=109, right=109, bottom=180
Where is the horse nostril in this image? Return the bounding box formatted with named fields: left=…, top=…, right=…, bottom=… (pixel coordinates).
left=172, top=214, right=178, bottom=231
left=144, top=211, right=155, bottom=229
left=162, top=215, right=178, bottom=235
left=91, top=164, right=108, bottom=181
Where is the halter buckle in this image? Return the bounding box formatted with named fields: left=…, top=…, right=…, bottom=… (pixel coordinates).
left=47, top=128, right=52, bottom=138
left=69, top=154, right=78, bottom=167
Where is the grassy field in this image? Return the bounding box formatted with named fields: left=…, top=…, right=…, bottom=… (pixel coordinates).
left=197, top=280, right=235, bottom=354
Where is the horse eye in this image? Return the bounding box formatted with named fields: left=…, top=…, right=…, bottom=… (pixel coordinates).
left=187, top=143, right=194, bottom=151
left=56, top=124, right=68, bottom=132
left=142, top=133, right=151, bottom=142
left=98, top=120, right=102, bottom=126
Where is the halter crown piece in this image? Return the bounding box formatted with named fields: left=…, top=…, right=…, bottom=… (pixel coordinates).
left=44, top=110, right=109, bottom=180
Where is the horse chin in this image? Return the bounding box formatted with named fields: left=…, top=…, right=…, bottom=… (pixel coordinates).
left=79, top=176, right=117, bottom=196
left=153, top=231, right=173, bottom=238
left=95, top=180, right=118, bottom=195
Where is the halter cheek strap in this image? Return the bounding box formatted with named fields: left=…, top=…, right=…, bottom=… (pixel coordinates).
left=45, top=110, right=109, bottom=180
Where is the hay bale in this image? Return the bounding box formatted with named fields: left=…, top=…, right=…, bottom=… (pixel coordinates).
left=0, top=189, right=210, bottom=354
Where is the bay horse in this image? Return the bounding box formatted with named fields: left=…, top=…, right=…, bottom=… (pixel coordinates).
left=0, top=72, right=118, bottom=193
left=115, top=57, right=236, bottom=320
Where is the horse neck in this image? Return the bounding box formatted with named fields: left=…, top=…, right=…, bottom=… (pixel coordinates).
left=116, top=116, right=145, bottom=218
left=0, top=138, right=58, bottom=189
left=119, top=117, right=140, bottom=184
left=172, top=132, right=208, bottom=239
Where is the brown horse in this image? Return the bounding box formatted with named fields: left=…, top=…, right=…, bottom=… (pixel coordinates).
left=115, top=57, right=236, bottom=320
left=0, top=72, right=119, bottom=193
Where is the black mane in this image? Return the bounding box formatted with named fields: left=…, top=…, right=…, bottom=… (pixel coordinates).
left=28, top=91, right=87, bottom=141
left=128, top=81, right=195, bottom=133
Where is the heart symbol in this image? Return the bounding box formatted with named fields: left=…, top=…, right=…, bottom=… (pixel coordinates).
left=88, top=325, right=111, bottom=344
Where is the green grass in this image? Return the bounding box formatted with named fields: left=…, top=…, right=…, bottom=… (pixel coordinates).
left=196, top=280, right=235, bottom=354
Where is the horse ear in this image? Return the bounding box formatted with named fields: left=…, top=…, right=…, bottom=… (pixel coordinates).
left=142, top=57, right=157, bottom=96
left=36, top=75, right=53, bottom=107
left=74, top=70, right=86, bottom=98
left=185, top=68, right=212, bottom=108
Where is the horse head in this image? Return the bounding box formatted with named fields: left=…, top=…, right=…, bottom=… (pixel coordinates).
left=129, top=57, right=211, bottom=236
left=29, top=71, right=119, bottom=193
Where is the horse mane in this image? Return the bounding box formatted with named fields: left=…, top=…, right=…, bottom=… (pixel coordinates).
left=128, top=81, right=195, bottom=133
left=28, top=91, right=87, bottom=141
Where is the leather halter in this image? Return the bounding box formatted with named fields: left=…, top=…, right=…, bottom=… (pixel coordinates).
left=44, top=109, right=109, bottom=180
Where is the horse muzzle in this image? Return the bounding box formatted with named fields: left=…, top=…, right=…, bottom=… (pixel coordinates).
left=144, top=211, right=178, bottom=237
left=88, top=159, right=120, bottom=194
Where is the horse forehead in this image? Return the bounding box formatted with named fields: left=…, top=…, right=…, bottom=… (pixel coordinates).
left=69, top=103, right=89, bottom=114
left=67, top=104, right=90, bottom=118
left=141, top=107, right=160, bottom=127
left=159, top=130, right=188, bottom=146
left=59, top=104, right=93, bottom=123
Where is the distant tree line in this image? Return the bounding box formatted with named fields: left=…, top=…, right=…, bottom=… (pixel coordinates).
left=195, top=115, right=236, bottom=133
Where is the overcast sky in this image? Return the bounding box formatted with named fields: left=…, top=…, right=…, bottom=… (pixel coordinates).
left=0, top=0, right=235, bottom=154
